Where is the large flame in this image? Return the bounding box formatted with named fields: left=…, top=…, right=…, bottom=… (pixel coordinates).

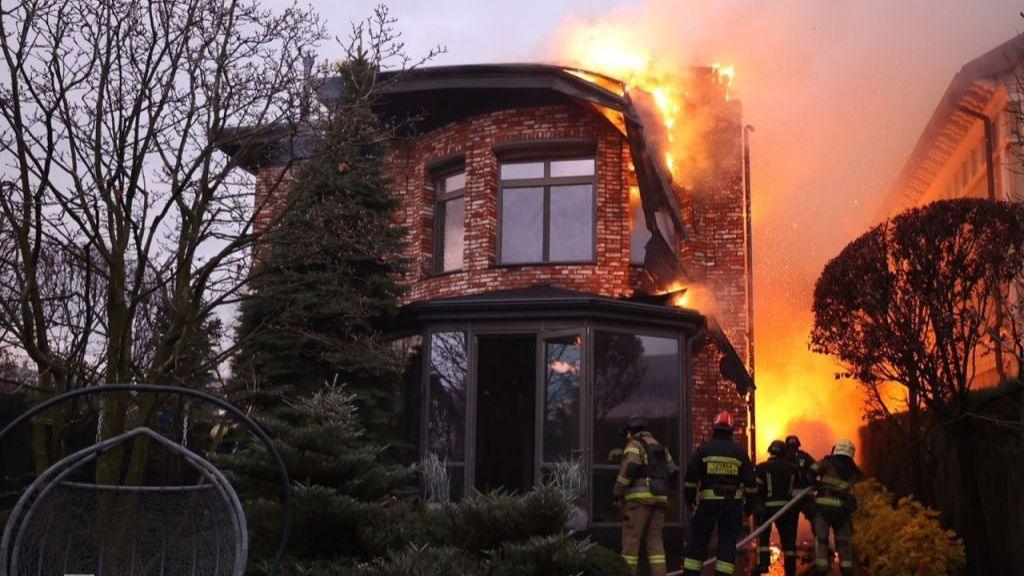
left=556, top=19, right=731, bottom=188
left=550, top=11, right=866, bottom=461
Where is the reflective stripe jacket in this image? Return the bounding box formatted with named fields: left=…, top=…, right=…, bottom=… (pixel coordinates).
left=683, top=435, right=758, bottom=504
left=755, top=455, right=797, bottom=508
left=810, top=455, right=863, bottom=510
left=613, top=432, right=678, bottom=506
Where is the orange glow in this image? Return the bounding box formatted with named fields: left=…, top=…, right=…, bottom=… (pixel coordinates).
left=550, top=10, right=867, bottom=462
left=553, top=19, right=731, bottom=188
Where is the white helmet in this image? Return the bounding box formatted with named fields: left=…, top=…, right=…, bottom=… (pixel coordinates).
left=833, top=439, right=855, bottom=459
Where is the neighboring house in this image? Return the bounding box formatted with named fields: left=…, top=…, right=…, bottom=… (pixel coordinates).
left=882, top=36, right=1024, bottom=387
left=218, top=63, right=753, bottom=546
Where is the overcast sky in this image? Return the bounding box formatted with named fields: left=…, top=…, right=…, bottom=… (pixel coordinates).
left=266, top=0, right=1024, bottom=453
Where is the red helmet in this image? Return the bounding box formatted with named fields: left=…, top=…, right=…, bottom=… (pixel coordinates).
left=712, top=411, right=735, bottom=431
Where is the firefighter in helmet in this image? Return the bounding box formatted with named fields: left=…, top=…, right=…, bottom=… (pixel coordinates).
left=681, top=411, right=758, bottom=576
left=613, top=415, right=679, bottom=576
left=810, top=439, right=863, bottom=576
left=753, top=440, right=799, bottom=576
left=785, top=434, right=815, bottom=522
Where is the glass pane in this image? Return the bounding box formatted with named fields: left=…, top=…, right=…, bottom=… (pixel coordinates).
left=549, top=185, right=593, bottom=262
left=444, top=171, right=466, bottom=192
left=394, top=335, right=424, bottom=465
left=501, top=162, right=544, bottom=180
left=500, top=187, right=544, bottom=263
left=441, top=196, right=465, bottom=272
left=630, top=187, right=651, bottom=264
left=592, top=331, right=680, bottom=467
left=592, top=467, right=623, bottom=523
left=447, top=464, right=465, bottom=502
left=550, top=158, right=595, bottom=177
left=428, top=332, right=467, bottom=464
left=544, top=335, right=582, bottom=462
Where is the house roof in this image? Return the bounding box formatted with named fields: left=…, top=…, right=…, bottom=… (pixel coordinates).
left=396, top=284, right=703, bottom=327
left=217, top=63, right=689, bottom=241
left=394, top=284, right=754, bottom=394
left=883, top=35, right=1024, bottom=215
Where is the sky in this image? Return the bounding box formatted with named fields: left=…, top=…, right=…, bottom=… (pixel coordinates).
left=271, top=0, right=1024, bottom=458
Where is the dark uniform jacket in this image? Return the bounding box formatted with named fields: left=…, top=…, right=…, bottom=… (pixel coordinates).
left=788, top=448, right=815, bottom=489
left=613, top=431, right=679, bottom=507
left=810, top=455, right=863, bottom=514
left=755, top=455, right=798, bottom=510
left=683, top=435, right=758, bottom=506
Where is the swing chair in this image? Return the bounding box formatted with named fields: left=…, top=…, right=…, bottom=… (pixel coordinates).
left=0, top=385, right=292, bottom=576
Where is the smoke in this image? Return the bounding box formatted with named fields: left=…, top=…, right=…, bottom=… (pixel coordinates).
left=544, top=0, right=1023, bottom=459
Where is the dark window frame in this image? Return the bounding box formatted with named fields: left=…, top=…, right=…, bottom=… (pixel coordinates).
left=433, top=165, right=467, bottom=274
left=497, top=157, right=597, bottom=265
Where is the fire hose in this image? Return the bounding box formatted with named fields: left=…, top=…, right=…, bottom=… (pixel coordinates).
left=664, top=487, right=814, bottom=576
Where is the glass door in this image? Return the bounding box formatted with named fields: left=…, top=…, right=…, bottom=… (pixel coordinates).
left=537, top=331, right=586, bottom=508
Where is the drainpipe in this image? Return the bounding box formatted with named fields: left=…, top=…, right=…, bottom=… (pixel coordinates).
left=956, top=105, right=997, bottom=202
left=743, top=125, right=756, bottom=459
left=956, top=105, right=1007, bottom=382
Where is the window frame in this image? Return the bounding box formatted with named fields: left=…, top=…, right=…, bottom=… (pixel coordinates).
left=433, top=166, right=467, bottom=274
left=497, top=157, right=597, bottom=265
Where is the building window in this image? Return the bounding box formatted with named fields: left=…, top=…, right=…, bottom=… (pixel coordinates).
left=428, top=331, right=468, bottom=499
left=499, top=158, right=595, bottom=264
left=435, top=170, right=466, bottom=273
left=591, top=330, right=680, bottom=524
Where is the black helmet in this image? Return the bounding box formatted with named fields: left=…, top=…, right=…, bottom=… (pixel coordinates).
left=768, top=440, right=787, bottom=456
left=625, top=415, right=648, bottom=434
left=785, top=435, right=801, bottom=449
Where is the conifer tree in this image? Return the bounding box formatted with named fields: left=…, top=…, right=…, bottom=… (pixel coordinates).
left=230, top=48, right=407, bottom=437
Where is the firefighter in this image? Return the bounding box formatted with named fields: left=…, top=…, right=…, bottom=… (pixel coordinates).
left=785, top=434, right=815, bottom=521
left=753, top=440, right=799, bottom=576
left=810, top=439, right=863, bottom=576
left=681, top=411, right=758, bottom=576
left=613, top=415, right=678, bottom=576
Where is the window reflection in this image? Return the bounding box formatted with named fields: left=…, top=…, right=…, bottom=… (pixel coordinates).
left=428, top=331, right=467, bottom=497
left=543, top=336, right=581, bottom=462
left=591, top=331, right=680, bottom=523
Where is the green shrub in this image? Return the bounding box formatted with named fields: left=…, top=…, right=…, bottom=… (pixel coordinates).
left=439, top=486, right=570, bottom=553
left=852, top=480, right=966, bottom=575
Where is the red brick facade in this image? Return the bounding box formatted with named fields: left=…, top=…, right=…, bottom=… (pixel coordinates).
left=254, top=93, right=751, bottom=452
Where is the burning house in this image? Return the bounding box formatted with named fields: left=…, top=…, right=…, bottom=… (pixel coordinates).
left=219, top=63, right=753, bottom=545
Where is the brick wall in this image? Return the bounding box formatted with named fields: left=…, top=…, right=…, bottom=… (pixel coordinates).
left=385, top=104, right=636, bottom=301
left=253, top=96, right=752, bottom=453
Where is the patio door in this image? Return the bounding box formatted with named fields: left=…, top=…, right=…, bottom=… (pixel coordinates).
left=537, top=330, right=586, bottom=484
left=475, top=334, right=536, bottom=494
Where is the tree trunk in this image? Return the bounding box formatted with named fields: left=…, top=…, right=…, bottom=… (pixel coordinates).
left=907, top=390, right=926, bottom=503
left=952, top=419, right=993, bottom=574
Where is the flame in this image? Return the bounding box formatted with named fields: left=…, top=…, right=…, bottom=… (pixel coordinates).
left=554, top=19, right=731, bottom=187
left=548, top=3, right=880, bottom=464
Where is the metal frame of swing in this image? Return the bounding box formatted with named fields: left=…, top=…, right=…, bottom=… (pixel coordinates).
left=2, top=427, right=248, bottom=576
left=0, top=384, right=293, bottom=576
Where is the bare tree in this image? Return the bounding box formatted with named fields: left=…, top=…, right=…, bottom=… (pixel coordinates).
left=0, top=0, right=325, bottom=481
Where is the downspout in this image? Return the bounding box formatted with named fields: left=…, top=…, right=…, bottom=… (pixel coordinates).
left=956, top=105, right=1006, bottom=382
left=743, top=125, right=756, bottom=458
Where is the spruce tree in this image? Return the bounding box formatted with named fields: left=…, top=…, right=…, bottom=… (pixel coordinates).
left=230, top=55, right=407, bottom=437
